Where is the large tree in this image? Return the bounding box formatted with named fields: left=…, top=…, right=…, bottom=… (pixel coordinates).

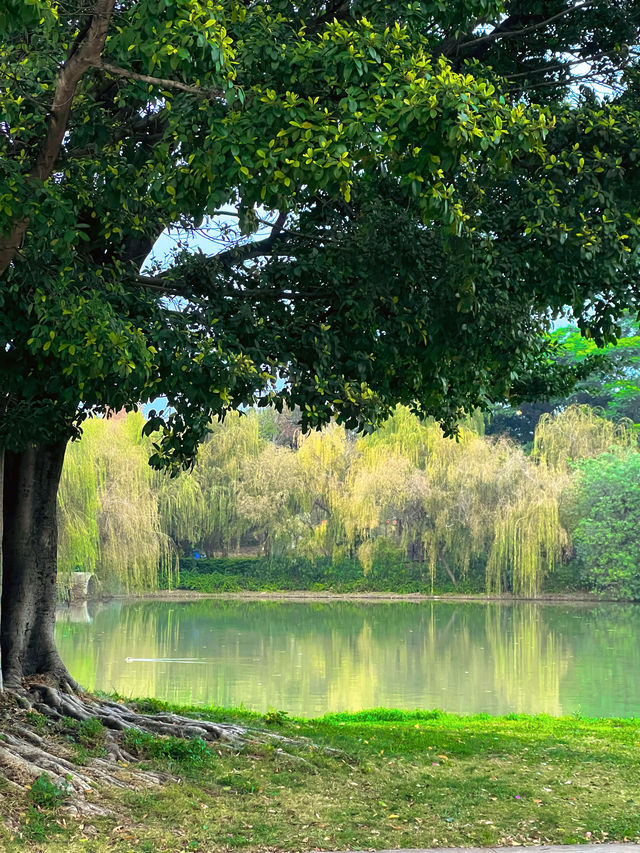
left=1, top=0, right=640, bottom=705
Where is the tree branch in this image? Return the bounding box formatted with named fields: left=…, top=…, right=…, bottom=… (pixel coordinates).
left=270, top=210, right=288, bottom=239
left=438, top=1, right=595, bottom=62
left=136, top=273, right=318, bottom=306
left=504, top=45, right=633, bottom=84
left=212, top=232, right=293, bottom=267
left=0, top=0, right=116, bottom=277
left=96, top=62, right=224, bottom=99
left=137, top=275, right=188, bottom=295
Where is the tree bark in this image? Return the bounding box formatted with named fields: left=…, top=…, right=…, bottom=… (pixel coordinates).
left=440, top=550, right=457, bottom=588
left=1, top=440, right=72, bottom=690
left=0, top=0, right=115, bottom=275
left=0, top=449, right=4, bottom=693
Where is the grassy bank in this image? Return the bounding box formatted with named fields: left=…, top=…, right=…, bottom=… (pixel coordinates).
left=2, top=703, right=639, bottom=851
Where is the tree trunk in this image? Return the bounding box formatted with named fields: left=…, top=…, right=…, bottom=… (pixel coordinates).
left=408, top=535, right=424, bottom=562
left=0, top=449, right=4, bottom=693
left=1, top=439, right=73, bottom=690
left=440, top=549, right=457, bottom=587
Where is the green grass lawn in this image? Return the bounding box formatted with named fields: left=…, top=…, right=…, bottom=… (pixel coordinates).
left=1, top=705, right=639, bottom=851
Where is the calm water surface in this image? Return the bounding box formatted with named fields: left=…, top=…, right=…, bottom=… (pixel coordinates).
left=55, top=599, right=640, bottom=717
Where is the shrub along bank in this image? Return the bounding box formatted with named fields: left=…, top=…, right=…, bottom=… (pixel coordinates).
left=174, top=555, right=586, bottom=596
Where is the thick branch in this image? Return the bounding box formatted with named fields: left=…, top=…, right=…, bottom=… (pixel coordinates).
left=0, top=0, right=115, bottom=276
left=204, top=232, right=291, bottom=267
left=132, top=228, right=292, bottom=297
left=438, top=1, right=595, bottom=62
left=133, top=213, right=351, bottom=297
left=270, top=210, right=287, bottom=239
left=137, top=275, right=189, bottom=295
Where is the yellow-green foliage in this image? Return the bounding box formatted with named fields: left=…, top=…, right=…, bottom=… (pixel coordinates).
left=57, top=404, right=639, bottom=597
left=294, top=424, right=356, bottom=561
left=236, top=442, right=304, bottom=555
left=58, top=412, right=177, bottom=594
left=533, top=405, right=635, bottom=470
left=157, top=411, right=263, bottom=555
left=485, top=482, right=569, bottom=598
left=347, top=409, right=571, bottom=596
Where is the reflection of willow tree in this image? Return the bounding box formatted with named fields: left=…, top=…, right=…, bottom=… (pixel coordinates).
left=56, top=599, right=460, bottom=711
left=56, top=599, right=627, bottom=716
left=553, top=604, right=640, bottom=717
left=54, top=607, right=101, bottom=688
left=58, top=413, right=177, bottom=594
left=484, top=604, right=570, bottom=716
left=56, top=600, right=186, bottom=702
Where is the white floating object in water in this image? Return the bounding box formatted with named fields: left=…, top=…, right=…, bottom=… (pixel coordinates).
left=124, top=657, right=211, bottom=663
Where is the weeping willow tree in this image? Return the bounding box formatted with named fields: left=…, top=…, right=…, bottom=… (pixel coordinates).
left=58, top=403, right=638, bottom=597
left=340, top=407, right=572, bottom=595
left=157, top=411, right=264, bottom=555
left=235, top=441, right=303, bottom=556
left=485, top=483, right=569, bottom=597
left=341, top=453, right=424, bottom=573
left=484, top=404, right=638, bottom=594
left=292, top=424, right=357, bottom=562
left=346, top=412, right=470, bottom=583
left=58, top=412, right=177, bottom=595
left=347, top=413, right=458, bottom=576
left=422, top=433, right=523, bottom=590
left=423, top=423, right=572, bottom=597
left=533, top=405, right=636, bottom=470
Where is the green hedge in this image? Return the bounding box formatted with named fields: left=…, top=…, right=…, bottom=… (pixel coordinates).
left=174, top=555, right=489, bottom=595
left=170, top=554, right=587, bottom=596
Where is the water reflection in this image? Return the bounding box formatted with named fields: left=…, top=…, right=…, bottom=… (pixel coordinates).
left=55, top=599, right=640, bottom=717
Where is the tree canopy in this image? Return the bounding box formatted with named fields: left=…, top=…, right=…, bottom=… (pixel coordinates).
left=487, top=319, right=640, bottom=443
left=2, top=1, right=640, bottom=463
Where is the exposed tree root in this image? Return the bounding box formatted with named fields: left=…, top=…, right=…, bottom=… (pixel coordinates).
left=0, top=681, right=313, bottom=818
left=28, top=686, right=250, bottom=743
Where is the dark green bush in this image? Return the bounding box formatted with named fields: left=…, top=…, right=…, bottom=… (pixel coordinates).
left=570, top=450, right=640, bottom=600
left=175, top=555, right=487, bottom=595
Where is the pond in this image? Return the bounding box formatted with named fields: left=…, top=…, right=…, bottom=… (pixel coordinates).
left=55, top=598, right=640, bottom=718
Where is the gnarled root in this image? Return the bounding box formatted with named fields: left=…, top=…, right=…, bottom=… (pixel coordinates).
left=0, top=684, right=238, bottom=815
left=0, top=680, right=253, bottom=807
left=25, top=683, right=250, bottom=744
left=0, top=681, right=316, bottom=818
